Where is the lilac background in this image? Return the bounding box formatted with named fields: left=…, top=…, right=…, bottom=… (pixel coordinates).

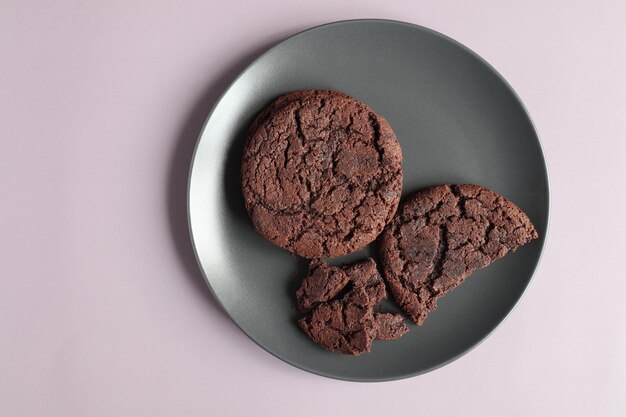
left=1, top=1, right=625, bottom=416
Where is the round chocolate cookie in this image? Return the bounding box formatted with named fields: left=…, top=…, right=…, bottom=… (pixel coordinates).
left=378, top=184, right=538, bottom=325
left=241, top=90, right=403, bottom=258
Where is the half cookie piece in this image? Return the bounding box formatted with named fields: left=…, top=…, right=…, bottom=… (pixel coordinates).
left=379, top=184, right=538, bottom=325
left=241, top=90, right=403, bottom=258
left=297, top=258, right=408, bottom=355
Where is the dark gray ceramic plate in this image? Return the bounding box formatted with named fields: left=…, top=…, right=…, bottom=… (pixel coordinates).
left=188, top=19, right=549, bottom=381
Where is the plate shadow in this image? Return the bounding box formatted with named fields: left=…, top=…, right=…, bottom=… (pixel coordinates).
left=167, top=37, right=290, bottom=318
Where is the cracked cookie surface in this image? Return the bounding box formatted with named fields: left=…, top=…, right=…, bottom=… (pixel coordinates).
left=297, top=258, right=408, bottom=355
left=248, top=90, right=349, bottom=136
left=295, top=259, right=350, bottom=312
left=296, top=258, right=386, bottom=313
left=379, top=184, right=538, bottom=325
left=241, top=90, right=403, bottom=258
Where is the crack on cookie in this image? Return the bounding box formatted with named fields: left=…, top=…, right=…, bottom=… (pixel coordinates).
left=294, top=108, right=305, bottom=147
left=345, top=115, right=354, bottom=135
left=368, top=113, right=385, bottom=165
left=426, top=225, right=449, bottom=294
left=449, top=185, right=467, bottom=218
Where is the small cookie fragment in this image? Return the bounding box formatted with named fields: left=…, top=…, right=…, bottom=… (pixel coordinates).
left=379, top=184, right=538, bottom=325
left=297, top=258, right=407, bottom=355
left=296, top=259, right=350, bottom=312
left=372, top=313, right=409, bottom=340
left=344, top=258, right=387, bottom=307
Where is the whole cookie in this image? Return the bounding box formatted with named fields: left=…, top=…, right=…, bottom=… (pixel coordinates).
left=241, top=90, right=403, bottom=258
left=379, top=184, right=538, bottom=325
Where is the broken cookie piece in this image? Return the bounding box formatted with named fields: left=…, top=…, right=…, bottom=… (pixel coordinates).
left=343, top=258, right=387, bottom=307
left=296, top=259, right=350, bottom=312
left=296, top=258, right=407, bottom=355
left=378, top=184, right=538, bottom=325
left=299, top=286, right=375, bottom=355
left=296, top=257, right=384, bottom=312
left=372, top=313, right=409, bottom=340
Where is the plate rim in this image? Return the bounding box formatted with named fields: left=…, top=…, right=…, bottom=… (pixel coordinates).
left=187, top=18, right=551, bottom=382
